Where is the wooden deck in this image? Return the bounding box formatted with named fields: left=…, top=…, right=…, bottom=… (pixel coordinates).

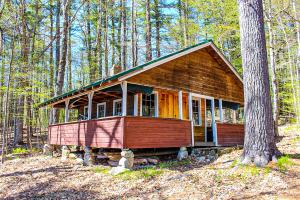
left=49, top=116, right=192, bottom=149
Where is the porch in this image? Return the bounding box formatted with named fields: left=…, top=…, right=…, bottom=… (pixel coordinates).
left=49, top=116, right=192, bottom=149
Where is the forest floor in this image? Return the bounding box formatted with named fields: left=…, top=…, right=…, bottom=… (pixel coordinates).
left=0, top=125, right=299, bottom=200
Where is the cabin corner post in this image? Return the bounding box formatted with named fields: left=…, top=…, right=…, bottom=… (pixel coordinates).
left=121, top=81, right=127, bottom=116
left=133, top=94, right=138, bottom=116
left=87, top=92, right=94, bottom=120
left=178, top=90, right=183, bottom=120
left=188, top=92, right=194, bottom=146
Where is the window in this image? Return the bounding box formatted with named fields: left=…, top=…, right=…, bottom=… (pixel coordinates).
left=83, top=106, right=88, bottom=119
left=142, top=94, right=156, bottom=117
left=192, top=99, right=201, bottom=125
left=97, top=102, right=106, bottom=118
left=113, top=99, right=122, bottom=116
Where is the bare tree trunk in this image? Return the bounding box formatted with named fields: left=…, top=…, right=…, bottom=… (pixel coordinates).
left=266, top=0, right=279, bottom=136
left=183, top=0, right=188, bottom=47
left=104, top=0, right=109, bottom=76
left=117, top=0, right=122, bottom=66
left=145, top=0, right=152, bottom=61
left=121, top=0, right=127, bottom=70
left=237, top=0, right=279, bottom=166
left=111, top=1, right=116, bottom=67
left=67, top=13, right=72, bottom=90
left=154, top=0, right=160, bottom=58
left=131, top=0, right=138, bottom=67
left=87, top=0, right=93, bottom=82
left=177, top=0, right=184, bottom=47
left=56, top=0, right=70, bottom=96
left=49, top=0, right=54, bottom=96
left=15, top=0, right=30, bottom=146
left=96, top=0, right=103, bottom=78
left=53, top=0, right=61, bottom=124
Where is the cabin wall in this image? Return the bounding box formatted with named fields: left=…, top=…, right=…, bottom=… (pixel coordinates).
left=77, top=94, right=135, bottom=118
left=123, top=117, right=192, bottom=148
left=48, top=117, right=124, bottom=148
left=216, top=123, right=244, bottom=146
left=126, top=46, right=244, bottom=104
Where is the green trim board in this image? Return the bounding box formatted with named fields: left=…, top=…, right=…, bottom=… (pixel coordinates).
left=39, top=39, right=242, bottom=107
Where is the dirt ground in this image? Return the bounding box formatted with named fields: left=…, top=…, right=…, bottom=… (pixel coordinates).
left=0, top=125, right=299, bottom=200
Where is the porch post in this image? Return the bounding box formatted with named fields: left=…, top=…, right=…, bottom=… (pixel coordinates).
left=65, top=99, right=70, bottom=123
left=121, top=81, right=127, bottom=116
left=178, top=91, right=183, bottom=120
left=87, top=92, right=94, bottom=120
left=154, top=91, right=159, bottom=117
left=219, top=99, right=223, bottom=123
left=49, top=106, right=53, bottom=125
left=188, top=92, right=194, bottom=146
left=134, top=94, right=138, bottom=116
left=211, top=98, right=218, bottom=145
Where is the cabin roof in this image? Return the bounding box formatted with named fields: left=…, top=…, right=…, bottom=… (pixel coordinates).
left=39, top=39, right=243, bottom=107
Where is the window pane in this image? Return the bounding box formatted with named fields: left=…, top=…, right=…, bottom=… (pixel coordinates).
left=142, top=94, right=155, bottom=117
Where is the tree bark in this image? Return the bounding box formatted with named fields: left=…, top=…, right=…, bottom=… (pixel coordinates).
left=104, top=0, right=108, bottom=76
left=121, top=0, right=127, bottom=70
left=237, top=0, right=279, bottom=166
left=56, top=0, right=70, bottom=96
left=96, top=0, right=103, bottom=79
left=154, top=0, right=160, bottom=58
left=87, top=0, right=93, bottom=82
left=49, top=0, right=54, bottom=96
left=145, top=0, right=152, bottom=61
left=131, top=0, right=138, bottom=67
left=265, top=0, right=279, bottom=137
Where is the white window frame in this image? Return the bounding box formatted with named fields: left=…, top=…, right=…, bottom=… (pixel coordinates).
left=140, top=91, right=159, bottom=117
left=113, top=99, right=122, bottom=116
left=96, top=102, right=106, bottom=118
left=83, top=105, right=88, bottom=119
left=192, top=98, right=202, bottom=126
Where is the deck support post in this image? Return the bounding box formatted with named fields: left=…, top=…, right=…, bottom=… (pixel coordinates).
left=178, top=91, right=183, bottom=120
left=121, top=81, right=127, bottom=116
left=87, top=92, right=94, bottom=120
left=64, top=99, right=70, bottom=123
left=83, top=146, right=94, bottom=166
left=110, top=149, right=134, bottom=175
left=188, top=93, right=194, bottom=146
left=219, top=99, right=223, bottom=123
left=61, top=145, right=70, bottom=160
left=177, top=147, right=188, bottom=160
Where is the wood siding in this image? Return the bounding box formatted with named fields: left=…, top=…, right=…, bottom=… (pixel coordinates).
left=49, top=117, right=124, bottom=148
left=217, top=123, right=244, bottom=146
left=49, top=116, right=192, bottom=149
left=127, top=46, right=244, bottom=104
left=124, top=117, right=192, bottom=148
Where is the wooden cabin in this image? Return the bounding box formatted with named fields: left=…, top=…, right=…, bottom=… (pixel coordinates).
left=40, top=40, right=245, bottom=150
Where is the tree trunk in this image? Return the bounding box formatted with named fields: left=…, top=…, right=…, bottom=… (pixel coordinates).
left=67, top=12, right=72, bottom=90
left=96, top=0, right=103, bottom=79
left=104, top=0, right=108, bottom=76
left=154, top=0, right=160, bottom=58
left=131, top=0, right=138, bottom=67
left=145, top=0, right=152, bottom=61
left=49, top=0, right=54, bottom=96
left=266, top=0, right=279, bottom=137
left=121, top=0, right=127, bottom=70
left=237, top=0, right=279, bottom=166
left=56, top=0, right=70, bottom=95
left=111, top=1, right=116, bottom=67
left=53, top=0, right=61, bottom=124
left=117, top=0, right=122, bottom=67
left=87, top=0, right=93, bottom=82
